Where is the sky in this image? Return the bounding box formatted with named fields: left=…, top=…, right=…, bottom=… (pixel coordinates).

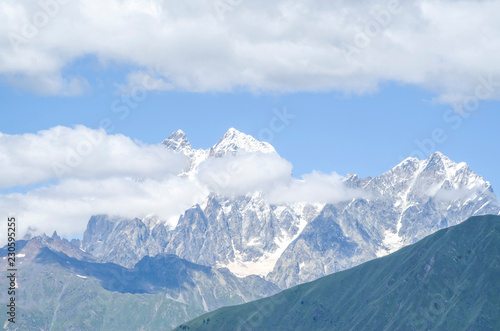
left=1, top=0, right=499, bottom=239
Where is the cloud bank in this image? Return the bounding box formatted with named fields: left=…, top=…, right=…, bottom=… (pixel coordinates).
left=0, top=125, right=186, bottom=188
left=1, top=0, right=500, bottom=102
left=0, top=126, right=361, bottom=242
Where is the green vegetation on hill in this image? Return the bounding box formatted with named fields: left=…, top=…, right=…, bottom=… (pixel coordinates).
left=179, top=215, right=500, bottom=330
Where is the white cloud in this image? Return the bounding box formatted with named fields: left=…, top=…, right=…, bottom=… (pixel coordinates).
left=1, top=0, right=500, bottom=101
left=196, top=153, right=364, bottom=203
left=267, top=171, right=366, bottom=204
left=0, top=177, right=208, bottom=242
left=0, top=125, right=186, bottom=188
left=197, top=152, right=294, bottom=197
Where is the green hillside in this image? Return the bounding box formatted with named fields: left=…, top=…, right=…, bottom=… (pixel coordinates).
left=178, top=215, right=500, bottom=330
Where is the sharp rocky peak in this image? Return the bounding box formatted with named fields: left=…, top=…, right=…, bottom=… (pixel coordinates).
left=210, top=128, right=276, bottom=157
left=342, top=172, right=372, bottom=189
left=162, top=129, right=192, bottom=152
left=423, top=151, right=455, bottom=169
left=395, top=152, right=463, bottom=174
left=162, top=128, right=276, bottom=157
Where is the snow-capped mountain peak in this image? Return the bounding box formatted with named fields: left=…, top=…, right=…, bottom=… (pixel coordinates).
left=391, top=152, right=474, bottom=188
left=422, top=151, right=451, bottom=171
left=209, top=128, right=276, bottom=157
left=162, top=128, right=278, bottom=175
left=408, top=152, right=487, bottom=192
left=162, top=129, right=192, bottom=153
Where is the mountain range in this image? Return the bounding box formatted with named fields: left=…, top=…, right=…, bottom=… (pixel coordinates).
left=81, top=129, right=500, bottom=289
left=2, top=128, right=499, bottom=330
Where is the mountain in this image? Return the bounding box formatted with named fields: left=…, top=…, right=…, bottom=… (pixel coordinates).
left=82, top=215, right=169, bottom=268
left=0, top=236, right=279, bottom=330
left=82, top=130, right=500, bottom=290
left=82, top=198, right=323, bottom=277
left=162, top=129, right=192, bottom=152
left=83, top=129, right=322, bottom=276
left=179, top=215, right=500, bottom=330
left=268, top=151, right=500, bottom=288
left=208, top=128, right=275, bottom=157
left=162, top=128, right=275, bottom=175
left=164, top=195, right=322, bottom=277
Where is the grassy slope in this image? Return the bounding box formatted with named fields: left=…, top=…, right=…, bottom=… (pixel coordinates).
left=179, top=215, right=500, bottom=331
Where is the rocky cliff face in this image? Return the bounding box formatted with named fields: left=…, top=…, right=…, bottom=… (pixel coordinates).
left=82, top=215, right=168, bottom=268
left=165, top=194, right=323, bottom=277
left=81, top=196, right=323, bottom=277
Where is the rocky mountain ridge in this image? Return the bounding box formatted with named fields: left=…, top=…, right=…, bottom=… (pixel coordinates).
left=81, top=129, right=500, bottom=289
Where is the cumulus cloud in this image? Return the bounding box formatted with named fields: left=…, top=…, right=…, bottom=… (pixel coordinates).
left=197, top=152, right=294, bottom=197
left=1, top=0, right=500, bottom=101
left=0, top=177, right=209, bottom=242
left=0, top=125, right=362, bottom=243
left=267, top=171, right=365, bottom=204
left=0, top=125, right=186, bottom=188
left=196, top=153, right=364, bottom=203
